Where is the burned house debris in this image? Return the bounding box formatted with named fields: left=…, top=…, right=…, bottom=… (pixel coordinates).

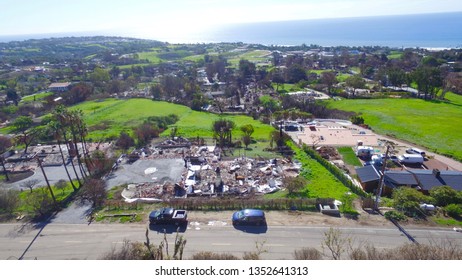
left=119, top=138, right=301, bottom=202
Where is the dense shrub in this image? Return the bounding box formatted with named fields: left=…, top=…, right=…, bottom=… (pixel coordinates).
left=430, top=186, right=462, bottom=206
left=392, top=187, right=430, bottom=217
left=293, top=247, right=323, bottom=260
left=0, top=189, right=19, bottom=214
left=384, top=210, right=407, bottom=221
left=444, top=204, right=462, bottom=218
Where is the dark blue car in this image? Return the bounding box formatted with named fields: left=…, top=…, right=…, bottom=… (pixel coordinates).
left=232, top=209, right=266, bottom=226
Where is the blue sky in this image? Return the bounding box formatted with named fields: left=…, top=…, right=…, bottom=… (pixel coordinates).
left=2, top=0, right=462, bottom=41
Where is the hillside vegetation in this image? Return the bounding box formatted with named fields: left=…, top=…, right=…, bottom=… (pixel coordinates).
left=73, top=98, right=274, bottom=142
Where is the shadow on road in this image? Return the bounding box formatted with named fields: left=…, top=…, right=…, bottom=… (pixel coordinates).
left=149, top=223, right=187, bottom=234
left=232, top=224, right=268, bottom=234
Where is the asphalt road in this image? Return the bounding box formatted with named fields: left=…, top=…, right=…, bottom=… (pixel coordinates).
left=1, top=222, right=461, bottom=260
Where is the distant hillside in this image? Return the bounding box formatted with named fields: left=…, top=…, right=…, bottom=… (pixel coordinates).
left=0, top=36, right=165, bottom=64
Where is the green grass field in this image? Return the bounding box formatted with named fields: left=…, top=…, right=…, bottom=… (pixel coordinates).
left=136, top=51, right=163, bottom=63
left=227, top=50, right=272, bottom=67
left=272, top=83, right=302, bottom=93
left=21, top=91, right=54, bottom=102
left=288, top=142, right=352, bottom=199
left=337, top=147, right=363, bottom=167
left=326, top=92, right=462, bottom=161
left=387, top=51, right=403, bottom=60
left=73, top=98, right=275, bottom=143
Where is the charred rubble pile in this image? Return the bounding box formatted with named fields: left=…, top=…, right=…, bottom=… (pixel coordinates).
left=122, top=142, right=302, bottom=201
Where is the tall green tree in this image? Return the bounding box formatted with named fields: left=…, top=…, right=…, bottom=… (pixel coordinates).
left=47, top=120, right=77, bottom=190
left=286, top=64, right=307, bottom=83
left=212, top=119, right=235, bottom=148
left=53, top=106, right=82, bottom=186
left=345, top=75, right=366, bottom=97
left=411, top=66, right=442, bottom=100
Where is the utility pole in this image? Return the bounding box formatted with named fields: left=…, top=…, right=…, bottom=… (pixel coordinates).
left=374, top=144, right=391, bottom=211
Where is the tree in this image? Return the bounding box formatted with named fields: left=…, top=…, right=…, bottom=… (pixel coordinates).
left=322, top=228, right=351, bottom=260
left=6, top=88, right=20, bottom=106
left=444, top=72, right=462, bottom=95
left=240, top=124, right=254, bottom=138
left=87, top=150, right=114, bottom=178
left=429, top=186, right=461, bottom=207
left=79, top=178, right=107, bottom=207
left=0, top=136, right=12, bottom=181
left=65, top=83, right=93, bottom=105
left=411, top=66, right=442, bottom=100
left=286, top=64, right=307, bottom=83
left=26, top=187, right=54, bottom=217
left=386, top=67, right=406, bottom=87
left=90, top=67, right=110, bottom=87
left=283, top=176, right=307, bottom=195
left=241, top=124, right=254, bottom=149
left=212, top=118, right=235, bottom=148
left=55, top=180, right=68, bottom=195
left=345, top=75, right=366, bottom=97
left=134, top=123, right=159, bottom=147
left=51, top=107, right=82, bottom=188
left=241, top=135, right=252, bottom=149
left=191, top=93, right=208, bottom=111
left=309, top=134, right=321, bottom=149
left=150, top=84, right=163, bottom=100
left=20, top=179, right=40, bottom=193
left=271, top=72, right=285, bottom=92
left=12, top=116, right=37, bottom=154
left=238, top=59, right=256, bottom=80
left=47, top=119, right=77, bottom=190
left=115, top=132, right=135, bottom=150
left=321, top=71, right=337, bottom=95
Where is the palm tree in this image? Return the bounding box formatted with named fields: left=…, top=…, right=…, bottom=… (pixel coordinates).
left=53, top=106, right=82, bottom=186
left=48, top=120, right=77, bottom=191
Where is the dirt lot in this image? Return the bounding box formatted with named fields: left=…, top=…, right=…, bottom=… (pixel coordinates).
left=184, top=207, right=437, bottom=229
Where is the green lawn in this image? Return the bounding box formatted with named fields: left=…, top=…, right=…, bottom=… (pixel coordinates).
left=228, top=50, right=272, bottom=67
left=337, top=147, right=362, bottom=167
left=73, top=98, right=275, bottom=142
left=21, top=91, right=54, bottom=102
left=288, top=142, right=352, bottom=200
left=387, top=51, right=403, bottom=60
left=326, top=92, right=462, bottom=161
left=137, top=51, right=163, bottom=63
left=337, top=73, right=352, bottom=82
left=272, top=83, right=302, bottom=93
left=16, top=181, right=76, bottom=214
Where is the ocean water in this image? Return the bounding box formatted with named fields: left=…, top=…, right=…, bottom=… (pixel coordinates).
left=1, top=12, right=461, bottom=48
left=201, top=12, right=462, bottom=48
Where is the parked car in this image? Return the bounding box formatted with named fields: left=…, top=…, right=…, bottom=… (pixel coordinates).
left=378, top=154, right=399, bottom=163
left=398, top=154, right=424, bottom=164
left=406, top=147, right=426, bottom=157
left=149, top=207, right=188, bottom=225
left=232, top=209, right=266, bottom=226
